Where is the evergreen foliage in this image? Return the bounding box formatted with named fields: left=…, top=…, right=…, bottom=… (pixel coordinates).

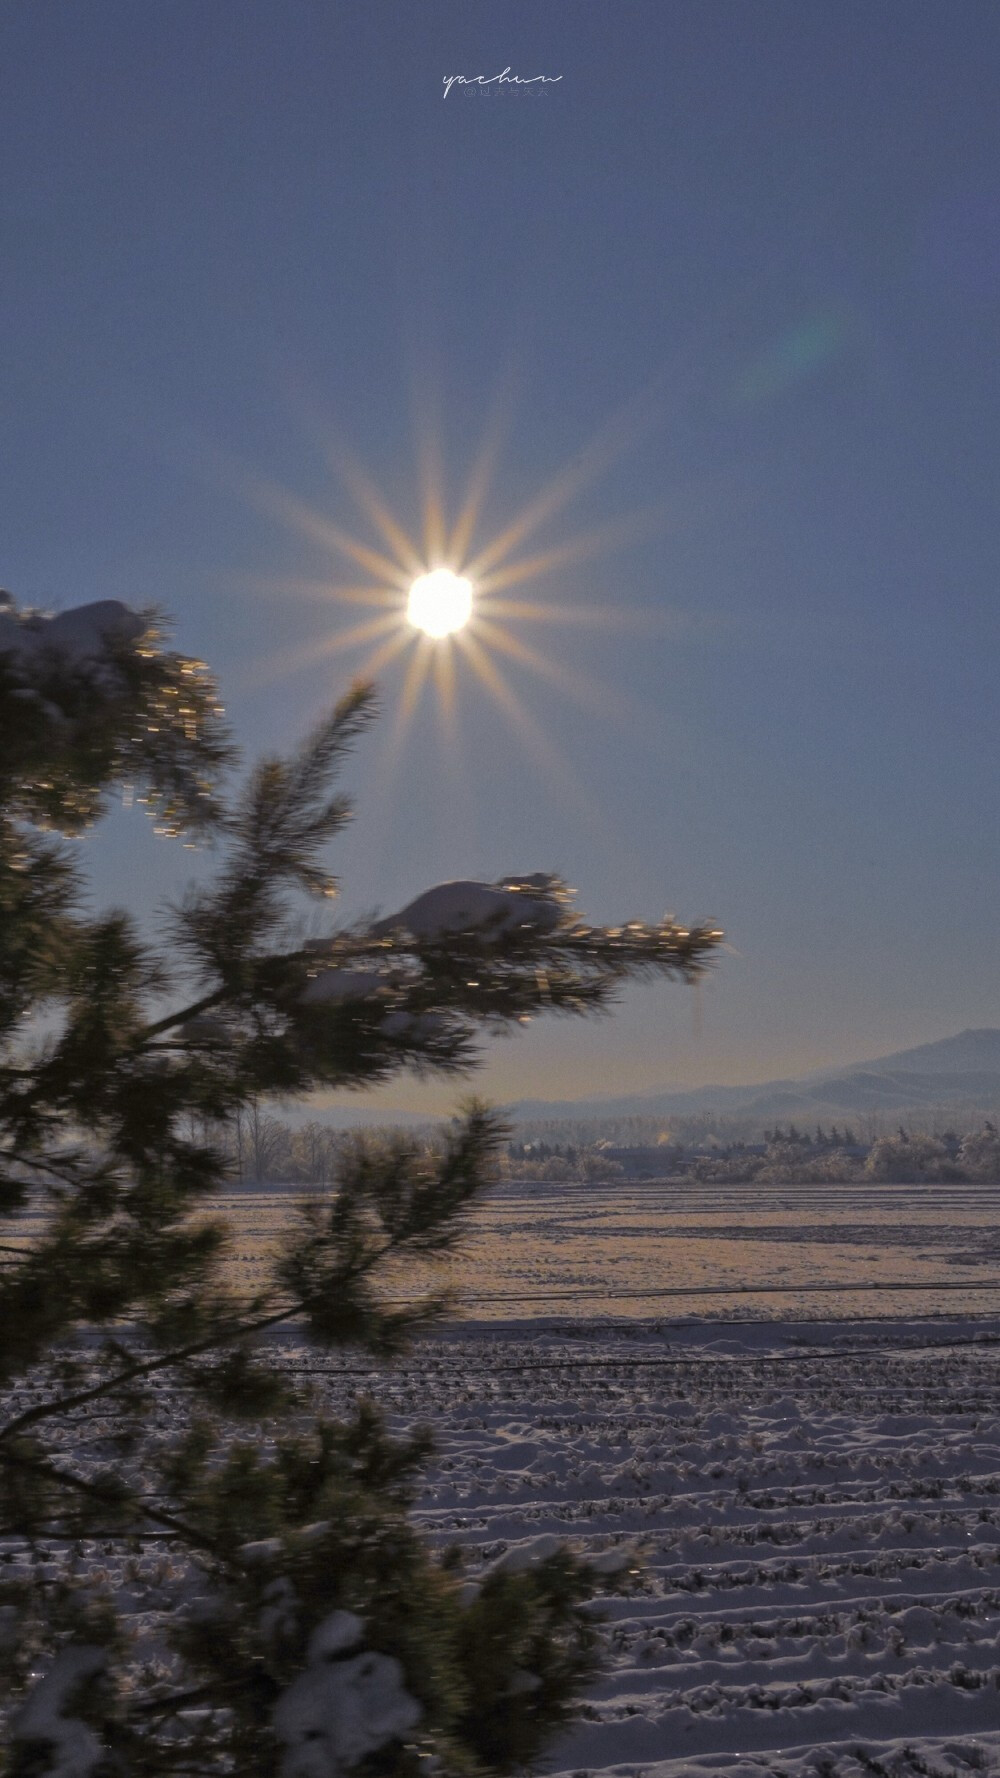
left=0, top=594, right=721, bottom=1773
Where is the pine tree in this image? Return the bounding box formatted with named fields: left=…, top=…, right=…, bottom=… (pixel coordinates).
left=0, top=594, right=722, bottom=1774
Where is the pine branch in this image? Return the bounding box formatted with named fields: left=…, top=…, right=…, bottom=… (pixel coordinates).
left=0, top=1304, right=297, bottom=1445
left=134, top=988, right=230, bottom=1046
left=0, top=592, right=725, bottom=1774
left=128, top=1680, right=233, bottom=1720
left=174, top=683, right=379, bottom=976
left=0, top=597, right=233, bottom=836
left=0, top=1112, right=499, bottom=1440
left=0, top=1444, right=234, bottom=1563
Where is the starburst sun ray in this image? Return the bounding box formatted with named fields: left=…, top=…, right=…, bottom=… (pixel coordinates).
left=247, top=474, right=412, bottom=589
left=231, top=610, right=404, bottom=692
left=224, top=384, right=706, bottom=825
left=455, top=629, right=610, bottom=833
left=471, top=614, right=655, bottom=729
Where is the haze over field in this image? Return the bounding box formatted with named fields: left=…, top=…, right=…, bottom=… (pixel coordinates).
left=508, top=1029, right=1000, bottom=1128
left=305, top=1029, right=1000, bottom=1134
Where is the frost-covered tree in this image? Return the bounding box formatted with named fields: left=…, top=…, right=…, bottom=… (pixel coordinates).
left=864, top=1128, right=959, bottom=1184
left=0, top=594, right=722, bottom=1774
left=957, top=1121, right=1000, bottom=1181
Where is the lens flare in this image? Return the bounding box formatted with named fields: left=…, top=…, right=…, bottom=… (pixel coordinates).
left=406, top=568, right=473, bottom=638
left=224, top=383, right=700, bottom=850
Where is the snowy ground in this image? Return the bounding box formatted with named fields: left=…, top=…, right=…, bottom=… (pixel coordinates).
left=243, top=1177, right=1000, bottom=1777
left=219, top=1177, right=1000, bottom=1320
left=287, top=1312, right=1000, bottom=1778
left=9, top=1178, right=1000, bottom=1773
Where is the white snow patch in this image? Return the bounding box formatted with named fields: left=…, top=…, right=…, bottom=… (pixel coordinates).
left=508, top=1668, right=542, bottom=1694
left=11, top=1645, right=106, bottom=1778
left=273, top=1615, right=421, bottom=1778
left=260, top=1577, right=300, bottom=1643
left=240, top=1535, right=284, bottom=1562
left=298, top=968, right=447, bottom=1043
left=300, top=970, right=393, bottom=1007
left=0, top=601, right=145, bottom=673
left=489, top=1532, right=565, bottom=1574
left=587, top=1547, right=637, bottom=1576
left=306, top=1610, right=365, bottom=1661
left=373, top=879, right=562, bottom=943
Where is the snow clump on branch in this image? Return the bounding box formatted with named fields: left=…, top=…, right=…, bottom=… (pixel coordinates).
left=9, top=1645, right=107, bottom=1778
left=299, top=968, right=393, bottom=1007
left=371, top=876, right=565, bottom=943
left=272, top=1610, right=422, bottom=1778
left=0, top=598, right=146, bottom=681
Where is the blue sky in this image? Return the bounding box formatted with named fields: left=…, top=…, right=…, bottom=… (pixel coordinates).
left=3, top=2, right=999, bottom=1113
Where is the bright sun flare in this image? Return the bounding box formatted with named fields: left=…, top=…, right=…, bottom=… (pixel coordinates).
left=231, top=384, right=683, bottom=824
left=406, top=568, right=473, bottom=638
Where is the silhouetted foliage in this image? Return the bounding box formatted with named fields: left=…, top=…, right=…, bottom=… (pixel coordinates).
left=0, top=595, right=720, bottom=1773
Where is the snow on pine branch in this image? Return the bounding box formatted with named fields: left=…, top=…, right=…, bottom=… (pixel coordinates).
left=299, top=968, right=393, bottom=1006
left=0, top=598, right=146, bottom=684
left=298, top=967, right=448, bottom=1042
left=300, top=877, right=719, bottom=1004
left=370, top=875, right=565, bottom=942
left=272, top=1610, right=422, bottom=1778
left=9, top=1645, right=108, bottom=1778
left=291, top=877, right=719, bottom=1076
left=0, top=594, right=231, bottom=835
left=361, top=877, right=720, bottom=980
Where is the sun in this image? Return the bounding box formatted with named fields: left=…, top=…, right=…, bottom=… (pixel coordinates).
left=406, top=568, right=473, bottom=638
left=229, top=384, right=686, bottom=821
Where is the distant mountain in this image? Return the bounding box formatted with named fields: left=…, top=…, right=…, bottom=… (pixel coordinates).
left=506, top=1029, right=1000, bottom=1128
left=837, top=1028, right=1000, bottom=1077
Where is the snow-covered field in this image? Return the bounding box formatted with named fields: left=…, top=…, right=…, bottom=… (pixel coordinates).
left=222, top=1177, right=1000, bottom=1320
left=254, top=1178, right=1000, bottom=1775
left=10, top=1179, right=1000, bottom=1774
left=289, top=1312, right=1000, bottom=1778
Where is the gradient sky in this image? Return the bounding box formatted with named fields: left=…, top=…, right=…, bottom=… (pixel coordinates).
left=3, top=2, right=1000, bottom=1116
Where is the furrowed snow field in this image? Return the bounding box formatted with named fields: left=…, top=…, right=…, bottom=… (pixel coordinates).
left=211, top=1177, right=1000, bottom=1772
left=8, top=1179, right=1000, bottom=1774
left=294, top=1312, right=1000, bottom=1778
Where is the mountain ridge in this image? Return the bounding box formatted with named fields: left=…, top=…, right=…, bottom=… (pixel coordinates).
left=504, top=1028, right=1000, bottom=1126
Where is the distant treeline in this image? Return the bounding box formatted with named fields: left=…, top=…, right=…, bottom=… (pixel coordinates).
left=214, top=1105, right=1000, bottom=1187
left=509, top=1106, right=1000, bottom=1149
left=212, top=1104, right=426, bottom=1187
left=508, top=1122, right=1000, bottom=1184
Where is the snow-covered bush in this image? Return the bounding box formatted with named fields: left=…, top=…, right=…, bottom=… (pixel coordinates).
left=957, top=1122, right=1000, bottom=1181
left=0, top=594, right=720, bottom=1772
left=754, top=1145, right=860, bottom=1185
left=864, top=1131, right=961, bottom=1183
